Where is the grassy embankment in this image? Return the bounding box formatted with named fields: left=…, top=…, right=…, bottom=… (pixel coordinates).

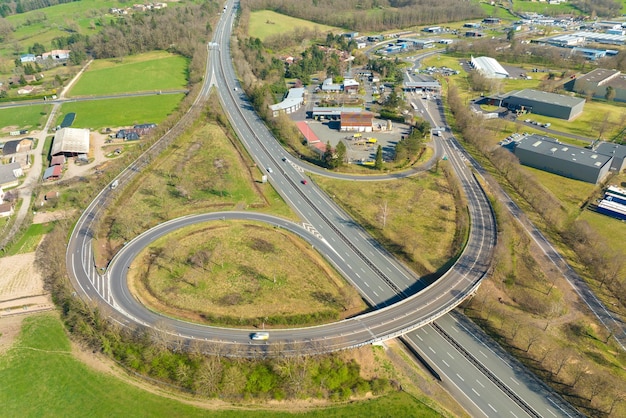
left=248, top=10, right=341, bottom=42
left=0, top=314, right=440, bottom=418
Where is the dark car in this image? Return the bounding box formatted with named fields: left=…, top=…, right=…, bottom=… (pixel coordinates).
left=301, top=179, right=307, bottom=185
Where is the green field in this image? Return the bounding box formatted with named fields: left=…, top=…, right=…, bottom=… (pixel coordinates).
left=0, top=314, right=439, bottom=418
left=68, top=52, right=188, bottom=96
left=4, top=222, right=55, bottom=256
left=0, top=104, right=50, bottom=134
left=54, top=94, right=183, bottom=129
left=511, top=0, right=578, bottom=15
left=248, top=10, right=342, bottom=41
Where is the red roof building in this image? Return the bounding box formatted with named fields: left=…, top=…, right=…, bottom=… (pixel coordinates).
left=340, top=111, right=374, bottom=132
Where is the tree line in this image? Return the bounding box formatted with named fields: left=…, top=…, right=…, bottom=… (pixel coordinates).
left=242, top=0, right=485, bottom=31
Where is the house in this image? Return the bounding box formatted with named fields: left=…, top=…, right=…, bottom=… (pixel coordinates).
left=42, top=165, right=62, bottom=181
left=0, top=162, right=24, bottom=188
left=44, top=191, right=59, bottom=200
left=17, top=86, right=35, bottom=95
left=269, top=87, right=305, bottom=117
left=0, top=186, right=14, bottom=217
left=511, top=134, right=612, bottom=184
left=42, top=49, right=70, bottom=60
left=51, top=128, right=90, bottom=156
left=340, top=111, right=374, bottom=132
left=20, top=54, right=36, bottom=63
left=343, top=79, right=359, bottom=93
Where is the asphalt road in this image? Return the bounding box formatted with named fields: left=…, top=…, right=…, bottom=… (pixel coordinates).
left=64, top=2, right=582, bottom=416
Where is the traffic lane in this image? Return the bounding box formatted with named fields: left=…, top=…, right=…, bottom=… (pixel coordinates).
left=409, top=327, right=532, bottom=418
left=438, top=314, right=577, bottom=418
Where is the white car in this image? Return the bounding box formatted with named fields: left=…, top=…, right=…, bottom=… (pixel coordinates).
left=251, top=332, right=269, bottom=341
left=266, top=167, right=273, bottom=173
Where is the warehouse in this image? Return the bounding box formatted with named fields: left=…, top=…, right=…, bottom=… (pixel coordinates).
left=269, top=87, right=305, bottom=117
left=512, top=134, right=612, bottom=184
left=51, top=128, right=90, bottom=157
left=502, top=89, right=585, bottom=120
left=469, top=56, right=509, bottom=78
left=574, top=68, right=626, bottom=102
left=340, top=111, right=374, bottom=132
left=594, top=142, right=626, bottom=172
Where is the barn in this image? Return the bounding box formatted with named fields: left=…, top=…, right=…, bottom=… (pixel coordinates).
left=51, top=128, right=90, bottom=157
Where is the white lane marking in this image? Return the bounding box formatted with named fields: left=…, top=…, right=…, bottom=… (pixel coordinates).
left=476, top=379, right=485, bottom=388
left=442, top=359, right=449, bottom=367
left=546, top=409, right=557, bottom=417
left=364, top=282, right=370, bottom=287
left=456, top=373, right=464, bottom=382
left=488, top=404, right=497, bottom=412
left=428, top=346, right=436, bottom=354
left=471, top=388, right=480, bottom=396
left=447, top=352, right=454, bottom=359
left=510, top=377, right=519, bottom=385
left=479, top=350, right=488, bottom=358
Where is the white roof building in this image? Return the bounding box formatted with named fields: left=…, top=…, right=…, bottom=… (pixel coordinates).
left=470, top=56, right=509, bottom=79
left=269, top=87, right=306, bottom=117
left=51, top=128, right=90, bottom=156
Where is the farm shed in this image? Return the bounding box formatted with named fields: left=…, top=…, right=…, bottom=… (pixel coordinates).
left=51, top=128, right=90, bottom=157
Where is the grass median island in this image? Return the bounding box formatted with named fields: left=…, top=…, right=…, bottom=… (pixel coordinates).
left=314, top=170, right=459, bottom=277
left=129, top=220, right=366, bottom=327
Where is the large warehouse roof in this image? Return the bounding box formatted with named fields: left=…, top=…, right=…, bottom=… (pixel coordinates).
left=51, top=128, right=90, bottom=156
left=470, top=56, right=509, bottom=78
left=507, top=89, right=585, bottom=108
left=515, top=134, right=611, bottom=169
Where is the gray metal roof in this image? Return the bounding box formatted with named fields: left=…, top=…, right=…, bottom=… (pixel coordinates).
left=0, top=162, right=22, bottom=185
left=514, top=134, right=612, bottom=169
left=507, top=89, right=585, bottom=108
left=595, top=142, right=626, bottom=159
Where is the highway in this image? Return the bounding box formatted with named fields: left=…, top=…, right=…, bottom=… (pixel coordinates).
left=64, top=2, right=582, bottom=416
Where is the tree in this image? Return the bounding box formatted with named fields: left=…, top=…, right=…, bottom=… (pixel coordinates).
left=322, top=140, right=335, bottom=168
left=335, top=140, right=346, bottom=165
left=605, top=85, right=616, bottom=102
left=19, top=74, right=26, bottom=85
left=375, top=145, right=383, bottom=170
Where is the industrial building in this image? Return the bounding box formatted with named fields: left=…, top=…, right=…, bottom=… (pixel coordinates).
left=51, top=128, right=90, bottom=156
left=310, top=107, right=362, bottom=120
left=340, top=111, right=374, bottom=132
left=403, top=75, right=441, bottom=92
left=574, top=68, right=626, bottom=102
left=469, top=56, right=509, bottom=78
left=502, top=89, right=585, bottom=120
left=594, top=141, right=626, bottom=172
left=269, top=87, right=305, bottom=117
left=512, top=134, right=612, bottom=184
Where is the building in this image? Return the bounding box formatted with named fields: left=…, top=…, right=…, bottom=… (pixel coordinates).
left=470, top=56, right=509, bottom=79
left=0, top=162, right=24, bottom=188
left=502, top=89, right=585, bottom=120
left=572, top=47, right=607, bottom=61
left=50, top=155, right=66, bottom=166
left=51, top=128, right=90, bottom=156
left=42, top=49, right=70, bottom=60
left=465, top=31, right=484, bottom=38
left=340, top=111, right=374, bottom=132
left=321, top=78, right=342, bottom=93
left=512, top=134, right=613, bottom=184
left=43, top=165, right=62, bottom=181
left=0, top=186, right=13, bottom=218
left=403, top=75, right=441, bottom=93
left=574, top=68, right=626, bottom=102
left=594, top=142, right=626, bottom=172
left=343, top=79, right=359, bottom=93
left=269, top=87, right=306, bottom=117
left=2, top=138, right=33, bottom=155
left=17, top=86, right=35, bottom=95
left=20, top=54, right=36, bottom=63
left=311, top=106, right=362, bottom=120
left=423, top=26, right=442, bottom=33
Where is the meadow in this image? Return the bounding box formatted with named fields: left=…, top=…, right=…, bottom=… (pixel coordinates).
left=248, top=10, right=341, bottom=41
left=68, top=52, right=188, bottom=96
left=0, top=314, right=438, bottom=417
left=0, top=104, right=50, bottom=134
left=54, top=94, right=184, bottom=129
left=3, top=222, right=55, bottom=256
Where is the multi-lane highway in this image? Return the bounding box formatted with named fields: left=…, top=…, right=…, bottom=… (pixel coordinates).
left=64, top=2, right=584, bottom=416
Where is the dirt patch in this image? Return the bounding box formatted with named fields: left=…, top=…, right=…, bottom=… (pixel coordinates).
left=32, top=209, right=77, bottom=224
left=0, top=253, right=44, bottom=301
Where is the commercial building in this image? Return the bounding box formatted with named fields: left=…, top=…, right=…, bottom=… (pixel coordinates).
left=340, top=111, right=374, bottom=132
left=512, top=134, right=613, bottom=184
left=574, top=68, right=626, bottom=102
left=502, top=89, right=585, bottom=120
left=269, top=87, right=305, bottom=117
left=311, top=106, right=362, bottom=120
left=51, top=128, right=90, bottom=157
left=469, top=56, right=509, bottom=78
left=594, top=142, right=626, bottom=172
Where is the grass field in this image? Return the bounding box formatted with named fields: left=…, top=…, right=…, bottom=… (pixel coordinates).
left=68, top=52, right=188, bottom=96
left=0, top=314, right=439, bottom=417
left=0, top=105, right=50, bottom=134
left=511, top=0, right=578, bottom=15
left=131, top=220, right=365, bottom=326
left=314, top=171, right=457, bottom=276
left=54, top=94, right=184, bottom=129
left=248, top=10, right=341, bottom=41
left=4, top=223, right=55, bottom=256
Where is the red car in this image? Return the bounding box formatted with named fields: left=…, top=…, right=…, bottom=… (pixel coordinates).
left=301, top=179, right=308, bottom=185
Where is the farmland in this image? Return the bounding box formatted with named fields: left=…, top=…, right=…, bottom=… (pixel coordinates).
left=248, top=10, right=341, bottom=41
left=0, top=105, right=50, bottom=134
